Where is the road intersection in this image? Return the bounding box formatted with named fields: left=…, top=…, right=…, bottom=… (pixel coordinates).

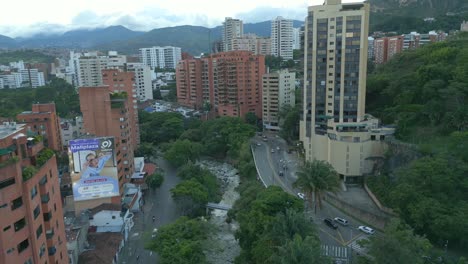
left=251, top=133, right=378, bottom=260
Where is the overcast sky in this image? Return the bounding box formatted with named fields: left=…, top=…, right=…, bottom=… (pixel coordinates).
left=0, top=0, right=363, bottom=37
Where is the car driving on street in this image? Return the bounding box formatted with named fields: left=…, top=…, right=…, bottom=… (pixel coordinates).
left=334, top=217, right=349, bottom=226
left=358, top=226, right=375, bottom=235
left=324, top=218, right=338, bottom=229
left=297, top=192, right=305, bottom=200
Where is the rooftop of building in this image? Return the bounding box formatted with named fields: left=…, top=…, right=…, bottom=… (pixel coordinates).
left=64, top=211, right=89, bottom=242
left=90, top=203, right=122, bottom=216
left=77, top=232, right=123, bottom=264
left=0, top=122, right=25, bottom=140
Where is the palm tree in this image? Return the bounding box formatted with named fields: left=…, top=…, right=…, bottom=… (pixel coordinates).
left=276, top=235, right=332, bottom=264
left=293, top=160, right=340, bottom=213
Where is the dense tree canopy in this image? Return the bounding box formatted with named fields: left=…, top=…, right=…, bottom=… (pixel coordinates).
left=146, top=216, right=210, bottom=264
left=367, top=219, right=432, bottom=264
left=164, top=139, right=202, bottom=167
left=139, top=112, right=185, bottom=144
left=0, top=78, right=79, bottom=118
left=230, top=184, right=328, bottom=263
left=366, top=33, right=468, bottom=142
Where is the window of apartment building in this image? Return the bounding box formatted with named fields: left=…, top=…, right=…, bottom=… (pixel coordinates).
left=33, top=205, right=40, bottom=219
left=39, top=243, right=46, bottom=258
left=0, top=178, right=15, bottom=190
left=36, top=225, right=43, bottom=239
left=43, top=212, right=52, bottom=222
left=24, top=258, right=33, bottom=264
left=14, top=218, right=26, bottom=232
left=39, top=175, right=47, bottom=185
left=17, top=239, right=29, bottom=253
left=31, top=185, right=38, bottom=199
left=11, top=196, right=23, bottom=210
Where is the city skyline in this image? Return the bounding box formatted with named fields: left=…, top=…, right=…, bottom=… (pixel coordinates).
left=1, top=0, right=364, bottom=38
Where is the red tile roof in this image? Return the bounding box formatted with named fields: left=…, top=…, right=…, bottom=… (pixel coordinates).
left=143, top=163, right=157, bottom=176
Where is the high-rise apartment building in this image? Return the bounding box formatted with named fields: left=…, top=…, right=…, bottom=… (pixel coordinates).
left=222, top=17, right=243, bottom=52
left=293, top=28, right=301, bottom=50
left=257, top=37, right=272, bottom=56
left=300, top=0, right=393, bottom=181
left=271, top=16, right=294, bottom=60
left=232, top=34, right=258, bottom=54
left=19, top=69, right=45, bottom=88
left=125, top=63, right=153, bottom=101
left=139, top=46, right=182, bottom=69
left=0, top=122, right=68, bottom=264
left=17, top=103, right=63, bottom=151
left=367, top=36, right=374, bottom=60
left=387, top=35, right=404, bottom=61
left=77, top=51, right=127, bottom=87
left=231, top=34, right=272, bottom=55
left=262, top=70, right=296, bottom=130
left=176, top=51, right=265, bottom=118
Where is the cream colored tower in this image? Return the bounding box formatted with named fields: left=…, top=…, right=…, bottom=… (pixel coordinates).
left=300, top=0, right=393, bottom=182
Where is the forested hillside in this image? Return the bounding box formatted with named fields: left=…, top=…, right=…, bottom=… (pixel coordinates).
left=366, top=33, right=468, bottom=252
left=367, top=32, right=468, bottom=142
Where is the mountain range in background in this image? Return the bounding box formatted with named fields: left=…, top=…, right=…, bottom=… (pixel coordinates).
left=0, top=21, right=304, bottom=55
left=0, top=0, right=467, bottom=55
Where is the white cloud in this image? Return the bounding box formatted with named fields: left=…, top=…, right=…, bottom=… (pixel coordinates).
left=0, top=0, right=362, bottom=38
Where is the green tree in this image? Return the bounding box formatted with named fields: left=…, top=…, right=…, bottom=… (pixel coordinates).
left=171, top=179, right=209, bottom=216
left=146, top=173, right=164, bottom=190
left=177, top=162, right=221, bottom=203
left=146, top=216, right=209, bottom=264
left=368, top=219, right=432, bottom=264
left=275, top=235, right=331, bottom=264
left=134, top=142, right=157, bottom=159
left=279, top=104, right=301, bottom=142
left=153, top=89, right=163, bottom=100
left=293, top=160, right=340, bottom=213
left=233, top=186, right=304, bottom=262
left=245, top=112, right=258, bottom=126
left=164, top=139, right=202, bottom=167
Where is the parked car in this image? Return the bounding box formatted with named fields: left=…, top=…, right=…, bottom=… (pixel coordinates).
left=297, top=192, right=305, bottom=200
left=279, top=171, right=284, bottom=177
left=324, top=218, right=338, bottom=229
left=276, top=146, right=280, bottom=151
left=334, top=217, right=349, bottom=226
left=256, top=143, right=261, bottom=146
left=358, top=226, right=375, bottom=235
left=271, top=149, right=275, bottom=153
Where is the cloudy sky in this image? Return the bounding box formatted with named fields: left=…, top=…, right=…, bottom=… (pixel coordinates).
left=0, top=0, right=362, bottom=37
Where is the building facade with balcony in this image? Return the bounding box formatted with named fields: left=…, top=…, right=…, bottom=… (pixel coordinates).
left=300, top=0, right=393, bottom=182
left=271, top=16, right=294, bottom=60
left=176, top=51, right=265, bottom=119
left=0, top=122, right=68, bottom=264
left=17, top=103, right=63, bottom=151
left=262, top=70, right=296, bottom=130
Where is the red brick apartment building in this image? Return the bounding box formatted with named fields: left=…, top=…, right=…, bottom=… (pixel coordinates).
left=76, top=70, right=139, bottom=211
left=176, top=51, right=265, bottom=118
left=17, top=103, right=63, bottom=151
left=0, top=122, right=68, bottom=264
left=373, top=36, right=403, bottom=64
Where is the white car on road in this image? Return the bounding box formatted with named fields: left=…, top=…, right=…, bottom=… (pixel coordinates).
left=297, top=193, right=305, bottom=200
left=358, top=226, right=375, bottom=235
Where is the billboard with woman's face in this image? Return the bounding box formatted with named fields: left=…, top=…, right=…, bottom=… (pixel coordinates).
left=69, top=137, right=119, bottom=201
